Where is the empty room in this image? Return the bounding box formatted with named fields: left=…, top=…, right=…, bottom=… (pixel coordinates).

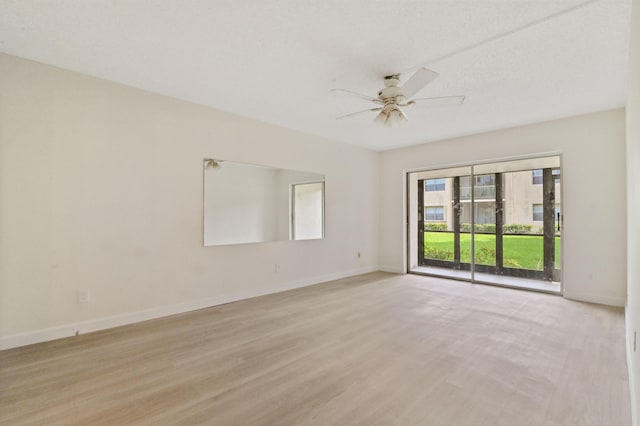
left=1, top=0, right=639, bottom=425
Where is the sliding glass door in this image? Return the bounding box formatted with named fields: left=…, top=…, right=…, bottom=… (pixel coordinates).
left=408, top=156, right=562, bottom=293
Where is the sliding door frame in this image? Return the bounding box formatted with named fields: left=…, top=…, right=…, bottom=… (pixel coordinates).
left=405, top=152, right=564, bottom=295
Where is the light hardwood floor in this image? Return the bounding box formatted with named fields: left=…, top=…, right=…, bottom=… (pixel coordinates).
left=0, top=272, right=631, bottom=425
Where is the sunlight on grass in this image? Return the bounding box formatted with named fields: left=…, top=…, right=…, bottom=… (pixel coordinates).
left=424, top=232, right=561, bottom=270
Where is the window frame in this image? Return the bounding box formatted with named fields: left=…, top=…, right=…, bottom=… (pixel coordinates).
left=425, top=178, right=446, bottom=192
left=533, top=168, right=560, bottom=185
left=425, top=205, right=445, bottom=221
left=532, top=203, right=543, bottom=221
left=532, top=169, right=543, bottom=185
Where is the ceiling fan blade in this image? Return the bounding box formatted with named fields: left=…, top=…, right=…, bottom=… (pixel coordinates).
left=331, top=89, right=383, bottom=104
left=408, top=95, right=466, bottom=108
left=336, top=107, right=383, bottom=120
left=400, top=68, right=439, bottom=99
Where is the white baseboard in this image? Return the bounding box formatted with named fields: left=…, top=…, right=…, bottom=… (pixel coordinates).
left=563, top=291, right=626, bottom=307
left=378, top=265, right=405, bottom=274
left=281, top=266, right=380, bottom=290
left=0, top=266, right=379, bottom=351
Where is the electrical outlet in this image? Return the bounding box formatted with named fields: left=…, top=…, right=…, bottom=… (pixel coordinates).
left=357, top=252, right=361, bottom=259
left=275, top=263, right=280, bottom=273
left=77, top=289, right=90, bottom=304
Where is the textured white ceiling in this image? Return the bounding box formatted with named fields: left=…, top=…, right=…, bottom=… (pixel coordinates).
left=0, top=0, right=632, bottom=150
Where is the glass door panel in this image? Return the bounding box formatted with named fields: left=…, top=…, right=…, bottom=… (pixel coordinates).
left=473, top=157, right=562, bottom=290
left=423, top=177, right=454, bottom=261
left=408, top=167, right=471, bottom=281
left=469, top=174, right=497, bottom=271
left=501, top=169, right=545, bottom=274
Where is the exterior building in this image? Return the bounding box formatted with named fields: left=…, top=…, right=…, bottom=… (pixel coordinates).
left=423, top=169, right=561, bottom=232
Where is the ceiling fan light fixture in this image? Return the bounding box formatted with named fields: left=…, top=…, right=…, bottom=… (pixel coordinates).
left=374, top=110, right=388, bottom=125
left=376, top=106, right=407, bottom=128
left=390, top=108, right=408, bottom=127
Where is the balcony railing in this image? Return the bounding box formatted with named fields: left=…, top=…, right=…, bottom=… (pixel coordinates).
left=460, top=185, right=495, bottom=200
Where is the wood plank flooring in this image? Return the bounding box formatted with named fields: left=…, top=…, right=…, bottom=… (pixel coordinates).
left=0, top=272, right=631, bottom=425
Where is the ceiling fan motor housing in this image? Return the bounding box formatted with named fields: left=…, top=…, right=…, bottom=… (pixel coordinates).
left=379, top=74, right=403, bottom=100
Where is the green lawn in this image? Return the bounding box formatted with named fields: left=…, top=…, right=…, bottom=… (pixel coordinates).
left=424, top=232, right=561, bottom=270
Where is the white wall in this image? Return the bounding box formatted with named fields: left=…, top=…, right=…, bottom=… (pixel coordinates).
left=626, top=0, right=640, bottom=423
left=0, top=53, right=379, bottom=349
left=380, top=109, right=627, bottom=306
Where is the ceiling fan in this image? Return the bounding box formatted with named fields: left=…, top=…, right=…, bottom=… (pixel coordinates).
left=332, top=67, right=465, bottom=127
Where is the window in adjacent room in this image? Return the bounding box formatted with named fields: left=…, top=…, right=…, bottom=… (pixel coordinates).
left=291, top=182, right=324, bottom=240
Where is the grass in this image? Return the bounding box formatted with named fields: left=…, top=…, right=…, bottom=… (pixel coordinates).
left=424, top=232, right=561, bottom=270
